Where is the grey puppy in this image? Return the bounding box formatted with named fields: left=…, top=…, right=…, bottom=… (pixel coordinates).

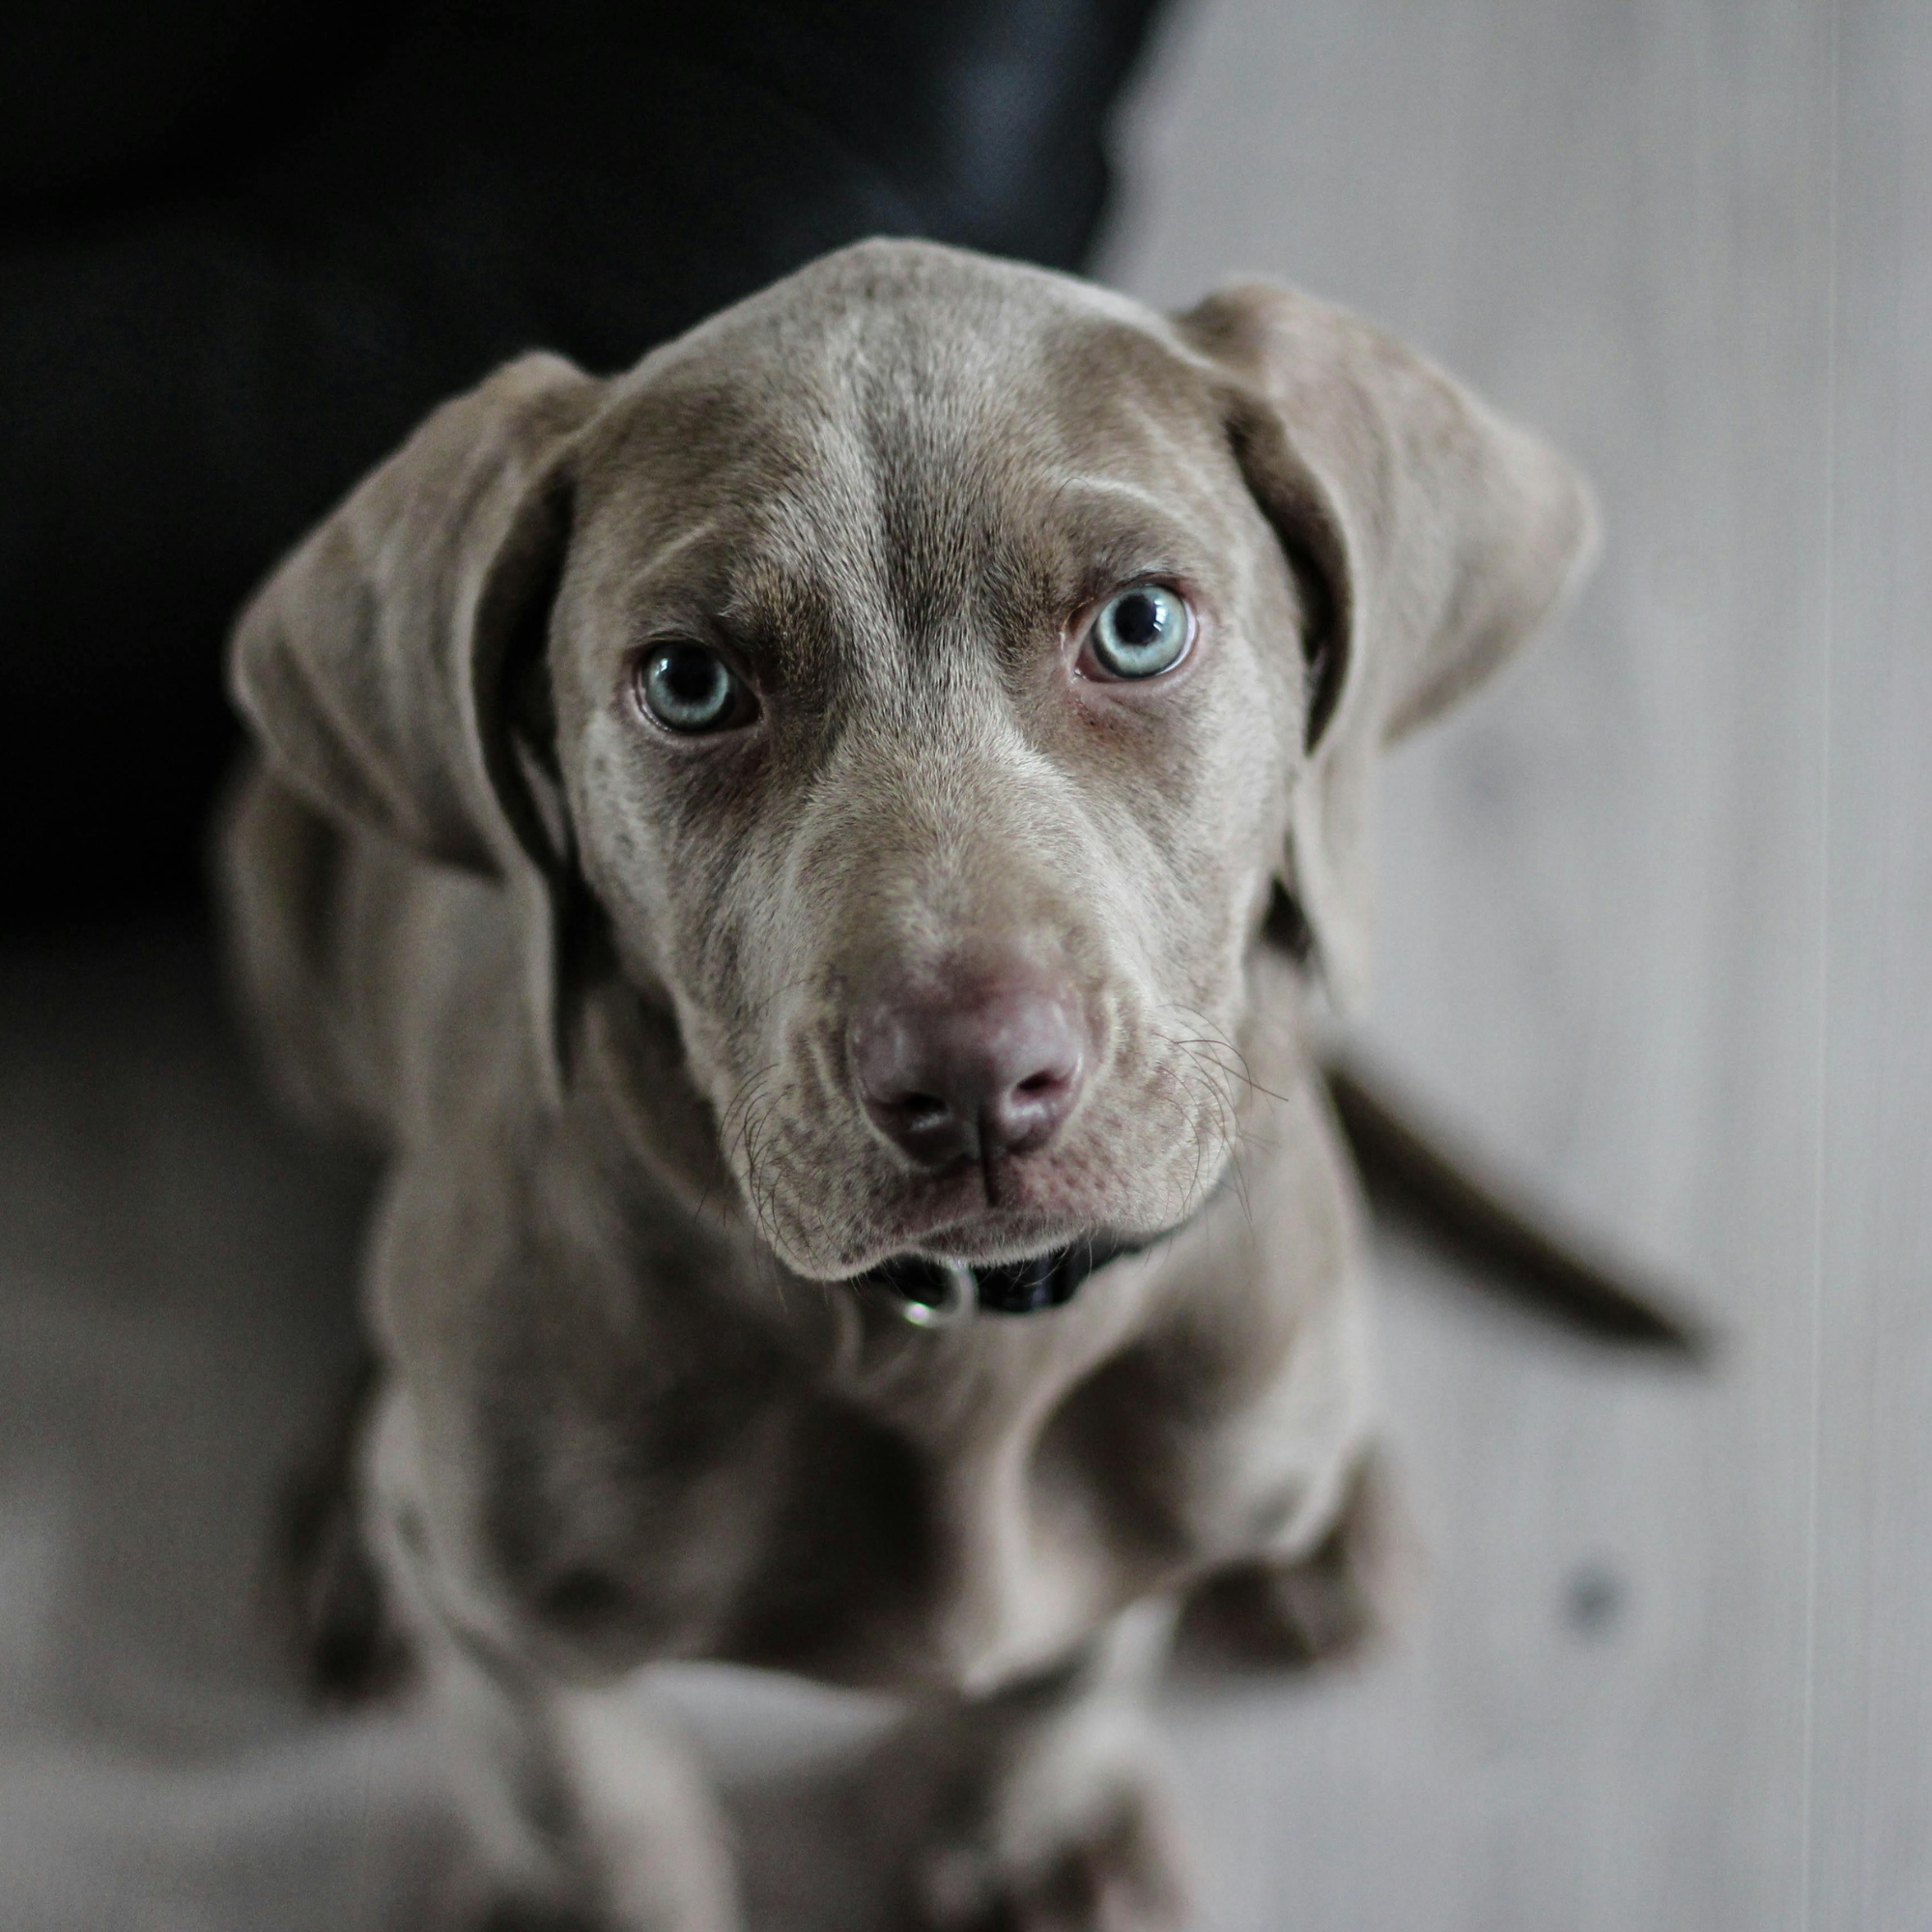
left=221, top=239, right=1595, bottom=1930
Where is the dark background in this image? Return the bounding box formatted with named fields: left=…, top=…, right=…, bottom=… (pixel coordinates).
left=0, top=0, right=1162, bottom=926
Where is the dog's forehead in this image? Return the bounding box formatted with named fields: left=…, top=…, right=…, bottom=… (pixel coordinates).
left=569, top=245, right=1230, bottom=668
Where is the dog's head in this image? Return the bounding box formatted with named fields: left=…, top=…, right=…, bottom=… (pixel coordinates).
left=233, top=240, right=1594, bottom=1279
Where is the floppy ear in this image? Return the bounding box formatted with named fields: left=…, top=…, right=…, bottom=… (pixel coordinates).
left=1174, top=284, right=1599, bottom=1010
left=229, top=352, right=607, bottom=1101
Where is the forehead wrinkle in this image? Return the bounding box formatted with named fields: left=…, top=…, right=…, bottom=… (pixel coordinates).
left=1044, top=471, right=1192, bottom=524
left=1035, top=469, right=1218, bottom=570
left=618, top=514, right=731, bottom=607
left=838, top=326, right=1056, bottom=649
left=710, top=369, right=1007, bottom=698
left=681, top=398, right=906, bottom=686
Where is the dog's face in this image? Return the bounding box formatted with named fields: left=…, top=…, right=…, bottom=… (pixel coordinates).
left=552, top=269, right=1306, bottom=1274
left=232, top=242, right=1595, bottom=1281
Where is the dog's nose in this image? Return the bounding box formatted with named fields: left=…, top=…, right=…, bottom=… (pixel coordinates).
left=849, top=975, right=1087, bottom=1168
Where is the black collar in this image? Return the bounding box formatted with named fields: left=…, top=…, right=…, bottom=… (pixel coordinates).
left=863, top=1228, right=1155, bottom=1325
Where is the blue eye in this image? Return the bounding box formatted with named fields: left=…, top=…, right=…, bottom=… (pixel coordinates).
left=1085, top=584, right=1192, bottom=680
left=637, top=641, right=753, bottom=733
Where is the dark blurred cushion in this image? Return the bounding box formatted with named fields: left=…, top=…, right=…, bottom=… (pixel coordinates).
left=0, top=0, right=1165, bottom=927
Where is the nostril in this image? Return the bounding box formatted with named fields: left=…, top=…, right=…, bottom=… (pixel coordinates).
left=849, top=971, right=1089, bottom=1167
left=996, top=1054, right=1082, bottom=1153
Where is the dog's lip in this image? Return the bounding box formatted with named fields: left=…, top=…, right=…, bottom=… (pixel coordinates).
left=902, top=1225, right=1089, bottom=1267
left=846, top=1190, right=1187, bottom=1275
left=875, top=1216, right=1092, bottom=1271
left=837, top=1188, right=1205, bottom=1283
left=840, top=1194, right=1097, bottom=1275
left=832, top=1126, right=1219, bottom=1272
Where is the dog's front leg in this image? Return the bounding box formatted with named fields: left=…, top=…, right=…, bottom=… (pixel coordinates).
left=863, top=1603, right=1189, bottom=1932
left=365, top=1385, right=742, bottom=1932
left=422, top=1637, right=742, bottom=1932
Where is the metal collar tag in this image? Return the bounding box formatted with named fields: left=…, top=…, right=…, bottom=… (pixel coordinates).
left=895, top=1257, right=978, bottom=1328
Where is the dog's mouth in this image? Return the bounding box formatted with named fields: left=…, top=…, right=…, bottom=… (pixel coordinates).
left=842, top=1161, right=1103, bottom=1267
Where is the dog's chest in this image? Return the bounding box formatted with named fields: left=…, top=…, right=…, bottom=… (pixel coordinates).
left=487, top=1268, right=1315, bottom=1693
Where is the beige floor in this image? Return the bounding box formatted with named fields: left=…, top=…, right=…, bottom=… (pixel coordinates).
left=2, top=5, right=1925, bottom=1929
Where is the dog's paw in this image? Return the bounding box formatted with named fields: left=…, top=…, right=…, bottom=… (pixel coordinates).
left=910, top=1776, right=1188, bottom=1932
left=1181, top=1445, right=1416, bottom=1669
left=887, top=1700, right=1189, bottom=1932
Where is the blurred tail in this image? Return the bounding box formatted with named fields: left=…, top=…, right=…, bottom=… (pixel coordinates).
left=1322, top=1055, right=1714, bottom=1360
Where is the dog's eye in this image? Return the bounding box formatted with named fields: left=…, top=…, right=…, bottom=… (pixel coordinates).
left=1081, top=584, right=1193, bottom=681
left=636, top=642, right=754, bottom=734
